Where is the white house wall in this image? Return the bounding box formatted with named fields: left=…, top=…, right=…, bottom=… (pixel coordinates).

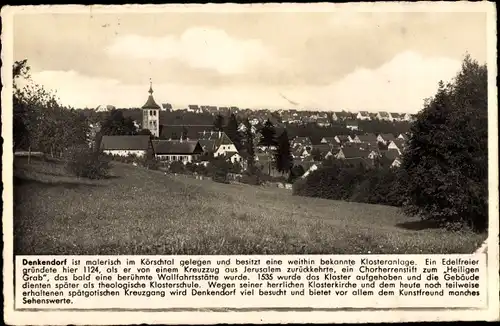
left=230, top=154, right=243, bottom=164
left=388, top=143, right=402, bottom=154
left=104, top=150, right=146, bottom=157
left=156, top=154, right=197, bottom=164
left=214, top=144, right=238, bottom=157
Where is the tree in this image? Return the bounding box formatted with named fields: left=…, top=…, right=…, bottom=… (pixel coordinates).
left=181, top=126, right=189, bottom=140
left=12, top=60, right=89, bottom=161
left=225, top=113, right=242, bottom=149
left=259, top=119, right=276, bottom=148
left=258, top=119, right=277, bottom=175
left=399, top=54, right=488, bottom=232
left=137, top=129, right=152, bottom=136
left=100, top=110, right=138, bottom=136
left=243, top=118, right=255, bottom=168
left=213, top=114, right=224, bottom=132
left=275, top=129, right=293, bottom=176
left=208, top=156, right=232, bottom=183
left=288, top=164, right=305, bottom=183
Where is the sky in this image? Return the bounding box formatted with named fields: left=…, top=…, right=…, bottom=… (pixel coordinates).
left=13, top=6, right=488, bottom=113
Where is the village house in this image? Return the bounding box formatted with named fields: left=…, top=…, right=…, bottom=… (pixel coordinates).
left=391, top=157, right=403, bottom=168
left=100, top=135, right=153, bottom=157
left=367, top=150, right=380, bottom=160
left=344, top=141, right=379, bottom=153
left=312, top=144, right=333, bottom=160
left=237, top=122, right=257, bottom=134
left=316, top=117, right=331, bottom=127
left=390, top=113, right=403, bottom=122
left=377, top=133, right=397, bottom=144
left=200, top=132, right=238, bottom=158
left=356, top=111, right=371, bottom=120
left=345, top=119, right=359, bottom=131
left=397, top=133, right=409, bottom=141
left=332, top=111, right=352, bottom=121
left=187, top=104, right=201, bottom=113
left=334, top=135, right=354, bottom=144
left=402, top=113, right=415, bottom=122
left=353, top=133, right=378, bottom=145
left=300, top=147, right=312, bottom=158
left=226, top=151, right=244, bottom=165
left=388, top=139, right=406, bottom=154
left=376, top=111, right=392, bottom=121
left=320, top=137, right=336, bottom=145
left=324, top=150, right=335, bottom=159
left=249, top=118, right=261, bottom=126
left=152, top=139, right=204, bottom=164
left=335, top=147, right=370, bottom=160
left=291, top=148, right=302, bottom=159
left=291, top=136, right=313, bottom=151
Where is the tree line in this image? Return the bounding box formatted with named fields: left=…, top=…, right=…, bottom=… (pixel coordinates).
left=13, top=60, right=89, bottom=161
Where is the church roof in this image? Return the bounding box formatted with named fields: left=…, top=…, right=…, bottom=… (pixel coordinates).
left=142, top=81, right=161, bottom=110
left=142, top=95, right=161, bottom=110
left=100, top=135, right=151, bottom=151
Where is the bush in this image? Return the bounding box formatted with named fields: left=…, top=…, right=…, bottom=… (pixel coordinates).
left=399, top=55, right=488, bottom=232
left=169, top=161, right=186, bottom=174
left=288, top=165, right=305, bottom=183
left=349, top=168, right=403, bottom=206
left=143, top=157, right=160, bottom=170
left=241, top=165, right=265, bottom=186
left=213, top=169, right=229, bottom=184
left=64, top=145, right=110, bottom=179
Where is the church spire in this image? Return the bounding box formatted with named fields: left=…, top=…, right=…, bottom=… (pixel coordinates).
left=142, top=78, right=160, bottom=110
left=149, top=78, right=154, bottom=95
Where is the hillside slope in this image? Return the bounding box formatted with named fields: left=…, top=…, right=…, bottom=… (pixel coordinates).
left=13, top=158, right=486, bottom=255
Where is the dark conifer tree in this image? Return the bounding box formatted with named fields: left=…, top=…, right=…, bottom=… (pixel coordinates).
left=275, top=129, right=293, bottom=176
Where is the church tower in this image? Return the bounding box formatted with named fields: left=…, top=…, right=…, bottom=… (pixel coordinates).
left=142, top=79, right=161, bottom=137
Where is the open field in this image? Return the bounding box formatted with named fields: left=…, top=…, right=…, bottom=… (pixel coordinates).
left=13, top=157, right=486, bottom=255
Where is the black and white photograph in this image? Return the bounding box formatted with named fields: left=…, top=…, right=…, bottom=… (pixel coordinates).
left=8, top=5, right=492, bottom=257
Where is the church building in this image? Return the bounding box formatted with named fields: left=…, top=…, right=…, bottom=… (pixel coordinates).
left=142, top=80, right=161, bottom=137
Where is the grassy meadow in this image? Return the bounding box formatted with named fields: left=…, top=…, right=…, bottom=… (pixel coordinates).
left=13, top=157, right=486, bottom=255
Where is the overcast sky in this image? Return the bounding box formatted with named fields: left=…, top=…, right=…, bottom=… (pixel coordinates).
left=13, top=7, right=488, bottom=112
